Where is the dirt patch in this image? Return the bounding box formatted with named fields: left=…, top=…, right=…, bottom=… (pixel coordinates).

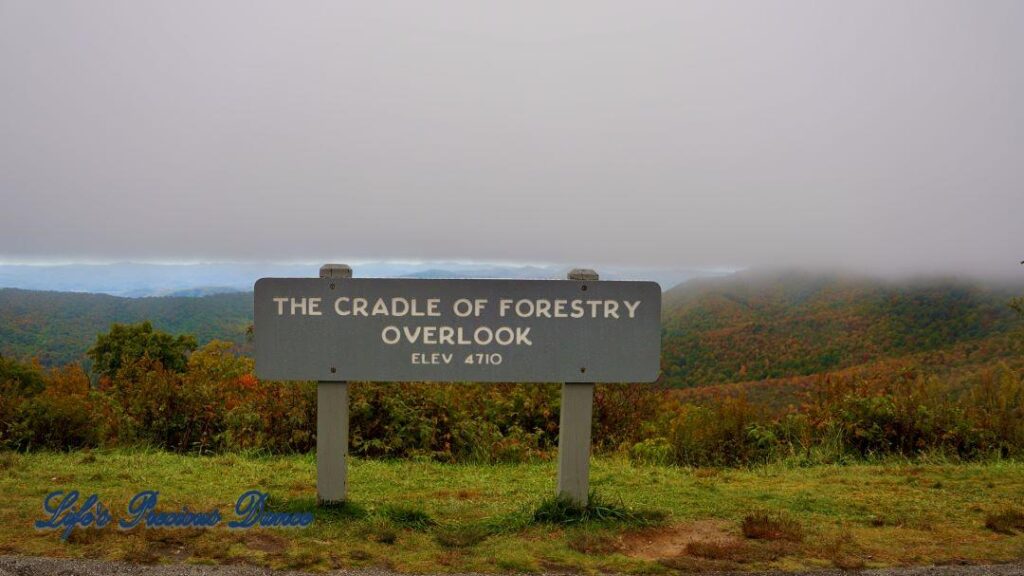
left=566, top=531, right=621, bottom=555
left=142, top=528, right=205, bottom=562
left=435, top=550, right=466, bottom=567
left=148, top=539, right=192, bottom=562
left=242, top=531, right=289, bottom=554
left=621, top=520, right=740, bottom=561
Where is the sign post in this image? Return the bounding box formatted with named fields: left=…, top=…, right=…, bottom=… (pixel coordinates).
left=254, top=267, right=660, bottom=506
left=317, top=263, right=351, bottom=505
left=557, top=269, right=598, bottom=506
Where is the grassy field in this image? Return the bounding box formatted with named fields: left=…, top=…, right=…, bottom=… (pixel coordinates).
left=1, top=450, right=1023, bottom=573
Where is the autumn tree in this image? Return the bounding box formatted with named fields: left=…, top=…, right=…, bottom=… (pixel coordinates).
left=87, top=321, right=197, bottom=378
left=0, top=355, right=45, bottom=395
left=1013, top=260, right=1024, bottom=318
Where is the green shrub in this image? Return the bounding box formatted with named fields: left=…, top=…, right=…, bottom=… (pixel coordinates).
left=593, top=384, right=665, bottom=450
left=967, top=365, right=1024, bottom=457
left=665, top=396, right=775, bottom=466
left=805, top=369, right=998, bottom=458
left=630, top=437, right=674, bottom=465
left=349, top=382, right=558, bottom=462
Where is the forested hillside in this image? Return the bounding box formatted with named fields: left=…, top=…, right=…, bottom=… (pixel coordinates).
left=2, top=271, right=1023, bottom=467
left=660, top=270, right=1024, bottom=388
left=0, top=289, right=251, bottom=366
left=2, top=271, right=1022, bottom=382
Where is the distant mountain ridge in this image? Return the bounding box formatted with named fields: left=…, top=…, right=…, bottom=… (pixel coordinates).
left=0, top=262, right=721, bottom=297
left=3, top=270, right=1019, bottom=382
left=141, top=286, right=244, bottom=298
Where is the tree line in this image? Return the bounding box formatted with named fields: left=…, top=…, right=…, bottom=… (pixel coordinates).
left=1, top=320, right=1022, bottom=466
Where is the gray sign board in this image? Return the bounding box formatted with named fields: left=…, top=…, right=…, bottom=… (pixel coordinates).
left=254, top=278, right=661, bottom=383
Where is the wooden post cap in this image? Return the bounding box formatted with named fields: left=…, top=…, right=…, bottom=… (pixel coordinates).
left=320, top=264, right=353, bottom=279
left=567, top=268, right=599, bottom=281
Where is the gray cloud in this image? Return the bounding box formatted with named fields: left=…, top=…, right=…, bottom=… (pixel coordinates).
left=1, top=0, right=1021, bottom=275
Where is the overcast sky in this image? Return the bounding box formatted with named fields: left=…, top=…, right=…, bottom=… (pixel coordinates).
left=1, top=1, right=1021, bottom=275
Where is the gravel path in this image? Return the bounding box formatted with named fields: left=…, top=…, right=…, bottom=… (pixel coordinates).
left=2, top=556, right=1023, bottom=576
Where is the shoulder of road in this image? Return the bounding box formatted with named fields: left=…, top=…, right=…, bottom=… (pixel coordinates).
left=2, top=556, right=1023, bottom=576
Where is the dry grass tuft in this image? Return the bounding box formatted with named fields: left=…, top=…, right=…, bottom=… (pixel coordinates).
left=693, top=468, right=720, bottom=478
left=120, top=538, right=161, bottom=564
left=833, top=554, right=867, bottom=570
left=985, top=508, right=1024, bottom=535
left=814, top=525, right=864, bottom=571
left=741, top=511, right=804, bottom=542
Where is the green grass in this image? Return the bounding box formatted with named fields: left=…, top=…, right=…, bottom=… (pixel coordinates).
left=379, top=505, right=437, bottom=530
left=532, top=491, right=665, bottom=526
left=1, top=450, right=1024, bottom=572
